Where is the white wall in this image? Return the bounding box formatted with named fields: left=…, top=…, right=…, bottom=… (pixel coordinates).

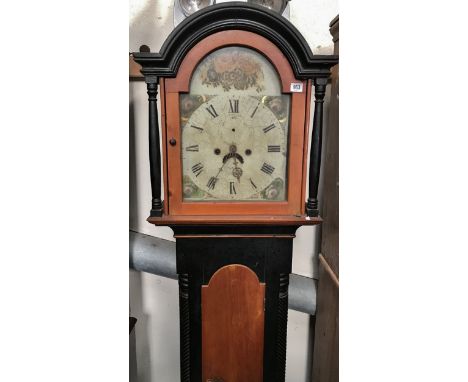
left=129, top=1, right=338, bottom=381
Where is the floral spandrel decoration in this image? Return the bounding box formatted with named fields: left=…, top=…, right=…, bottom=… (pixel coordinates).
left=199, top=49, right=265, bottom=92
left=261, top=178, right=285, bottom=200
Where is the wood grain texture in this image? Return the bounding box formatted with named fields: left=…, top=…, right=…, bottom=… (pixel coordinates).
left=311, top=15, right=339, bottom=382
left=147, top=214, right=321, bottom=226
left=202, top=264, right=265, bottom=382
left=311, top=258, right=339, bottom=382
left=129, top=55, right=143, bottom=79
left=320, top=14, right=339, bottom=276
left=319, top=254, right=339, bottom=287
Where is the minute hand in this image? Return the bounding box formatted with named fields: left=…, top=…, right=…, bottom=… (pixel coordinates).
left=214, top=156, right=230, bottom=179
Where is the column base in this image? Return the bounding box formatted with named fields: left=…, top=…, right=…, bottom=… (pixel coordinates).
left=150, top=199, right=164, bottom=217
left=305, top=199, right=319, bottom=217
left=306, top=208, right=320, bottom=217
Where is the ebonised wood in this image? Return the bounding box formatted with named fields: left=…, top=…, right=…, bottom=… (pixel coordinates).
left=306, top=77, right=328, bottom=217
left=146, top=78, right=163, bottom=217
left=132, top=2, right=338, bottom=80
left=133, top=2, right=338, bottom=220
left=175, top=229, right=294, bottom=382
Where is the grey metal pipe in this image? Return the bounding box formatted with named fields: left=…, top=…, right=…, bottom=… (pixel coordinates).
left=129, top=230, right=317, bottom=315
left=289, top=274, right=317, bottom=315
left=129, top=230, right=177, bottom=279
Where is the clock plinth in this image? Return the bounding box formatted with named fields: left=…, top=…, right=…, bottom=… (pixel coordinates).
left=132, top=3, right=338, bottom=381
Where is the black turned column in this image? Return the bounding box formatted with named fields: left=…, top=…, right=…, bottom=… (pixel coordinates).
left=306, top=77, right=328, bottom=217
left=146, top=76, right=163, bottom=217
left=178, top=273, right=191, bottom=382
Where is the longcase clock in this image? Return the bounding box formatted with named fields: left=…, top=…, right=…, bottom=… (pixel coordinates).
left=133, top=3, right=338, bottom=382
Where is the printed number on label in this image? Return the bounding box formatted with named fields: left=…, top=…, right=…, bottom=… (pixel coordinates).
left=290, top=82, right=303, bottom=92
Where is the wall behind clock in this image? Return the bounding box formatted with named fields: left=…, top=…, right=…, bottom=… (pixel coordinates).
left=129, top=1, right=338, bottom=381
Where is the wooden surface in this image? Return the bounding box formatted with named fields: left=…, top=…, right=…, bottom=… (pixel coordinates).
left=311, top=15, right=339, bottom=382
left=174, top=234, right=295, bottom=239
left=319, top=254, right=339, bottom=287
left=311, top=257, right=339, bottom=382
left=301, top=80, right=313, bottom=208
left=147, top=214, right=322, bottom=226
left=202, top=264, right=265, bottom=382
left=129, top=55, right=143, bottom=79
left=160, top=78, right=169, bottom=214
left=161, top=30, right=310, bottom=218
left=320, top=14, right=339, bottom=276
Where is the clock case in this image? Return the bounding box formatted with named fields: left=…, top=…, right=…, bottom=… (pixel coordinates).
left=133, top=3, right=338, bottom=382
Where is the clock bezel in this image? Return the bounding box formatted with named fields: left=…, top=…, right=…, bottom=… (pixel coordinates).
left=161, top=30, right=311, bottom=217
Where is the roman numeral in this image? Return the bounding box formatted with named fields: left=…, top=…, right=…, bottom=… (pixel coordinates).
left=261, top=163, right=275, bottom=175
left=207, top=177, right=218, bottom=190
left=263, top=124, right=276, bottom=133
left=229, top=99, right=239, bottom=113
left=229, top=182, right=237, bottom=194
left=185, top=145, right=199, bottom=152
left=191, top=162, right=204, bottom=177
left=190, top=124, right=203, bottom=131
left=250, top=104, right=259, bottom=118
left=206, top=105, right=218, bottom=118
left=268, top=145, right=281, bottom=152
left=249, top=178, right=257, bottom=189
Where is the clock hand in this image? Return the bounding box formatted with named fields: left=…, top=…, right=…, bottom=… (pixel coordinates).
left=214, top=155, right=230, bottom=179
left=222, top=143, right=244, bottom=164
left=222, top=152, right=244, bottom=164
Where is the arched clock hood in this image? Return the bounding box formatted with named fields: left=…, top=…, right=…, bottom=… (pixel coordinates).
left=133, top=1, right=338, bottom=220
left=132, top=2, right=338, bottom=79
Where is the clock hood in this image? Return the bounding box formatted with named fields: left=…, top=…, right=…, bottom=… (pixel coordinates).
left=132, top=2, right=337, bottom=80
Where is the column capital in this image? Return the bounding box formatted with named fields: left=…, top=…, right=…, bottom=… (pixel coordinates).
left=314, top=77, right=329, bottom=87
left=146, top=82, right=158, bottom=101
left=144, top=75, right=158, bottom=84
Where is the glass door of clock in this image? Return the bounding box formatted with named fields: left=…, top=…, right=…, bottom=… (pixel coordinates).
left=179, top=46, right=291, bottom=202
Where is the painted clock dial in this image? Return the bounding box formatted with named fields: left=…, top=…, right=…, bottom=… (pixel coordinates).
left=179, top=46, right=291, bottom=202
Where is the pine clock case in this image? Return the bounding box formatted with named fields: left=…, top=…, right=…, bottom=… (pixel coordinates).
left=132, top=3, right=338, bottom=381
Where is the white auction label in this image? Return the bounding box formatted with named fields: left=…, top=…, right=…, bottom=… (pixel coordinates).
left=290, top=82, right=304, bottom=92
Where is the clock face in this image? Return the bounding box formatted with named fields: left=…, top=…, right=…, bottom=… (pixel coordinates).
left=179, top=46, right=290, bottom=202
